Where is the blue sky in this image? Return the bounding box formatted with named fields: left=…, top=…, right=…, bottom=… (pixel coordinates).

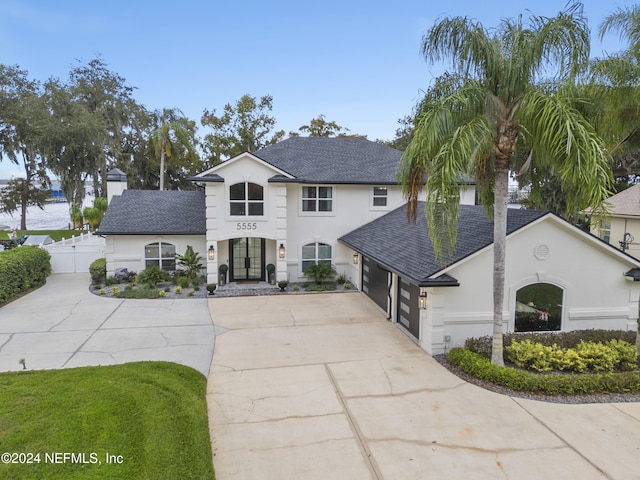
left=0, top=0, right=634, bottom=178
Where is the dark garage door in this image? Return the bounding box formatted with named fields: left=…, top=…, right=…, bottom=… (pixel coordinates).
left=362, top=256, right=390, bottom=315
left=397, top=277, right=420, bottom=339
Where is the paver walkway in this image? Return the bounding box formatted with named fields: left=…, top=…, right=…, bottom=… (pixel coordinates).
left=207, top=293, right=640, bottom=480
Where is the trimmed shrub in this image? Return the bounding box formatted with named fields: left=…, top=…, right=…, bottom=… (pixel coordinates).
left=0, top=246, right=51, bottom=304
left=448, top=347, right=640, bottom=395
left=505, top=338, right=637, bottom=373
left=89, top=258, right=106, bottom=285
left=465, top=330, right=637, bottom=359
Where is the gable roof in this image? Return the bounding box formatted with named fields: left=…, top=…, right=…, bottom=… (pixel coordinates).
left=253, top=137, right=402, bottom=184
left=339, top=203, right=548, bottom=286
left=604, top=184, right=640, bottom=217
left=96, top=190, right=206, bottom=235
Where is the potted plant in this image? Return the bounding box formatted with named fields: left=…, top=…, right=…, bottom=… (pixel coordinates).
left=206, top=283, right=217, bottom=295
left=219, top=264, right=228, bottom=286
left=278, top=280, right=288, bottom=292
left=266, top=263, right=276, bottom=284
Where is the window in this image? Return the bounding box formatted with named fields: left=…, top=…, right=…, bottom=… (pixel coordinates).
left=597, top=220, right=611, bottom=244
left=145, top=242, right=176, bottom=271
left=301, top=242, right=332, bottom=272
left=230, top=182, right=264, bottom=216
left=302, top=186, right=332, bottom=212
left=372, top=186, right=388, bottom=207
left=515, top=283, right=563, bottom=332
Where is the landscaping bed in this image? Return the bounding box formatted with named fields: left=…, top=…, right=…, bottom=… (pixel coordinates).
left=436, top=330, right=640, bottom=404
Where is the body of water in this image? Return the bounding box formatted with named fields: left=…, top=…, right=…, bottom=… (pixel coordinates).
left=0, top=196, right=95, bottom=231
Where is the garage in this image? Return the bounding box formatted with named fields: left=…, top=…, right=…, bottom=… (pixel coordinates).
left=397, top=277, right=420, bottom=339
left=362, top=255, right=390, bottom=315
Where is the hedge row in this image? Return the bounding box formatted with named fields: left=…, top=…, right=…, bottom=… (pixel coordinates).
left=448, top=347, right=640, bottom=395
left=0, top=246, right=51, bottom=304
left=465, top=330, right=637, bottom=358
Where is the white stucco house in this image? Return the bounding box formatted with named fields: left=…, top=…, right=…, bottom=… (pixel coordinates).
left=97, top=137, right=640, bottom=355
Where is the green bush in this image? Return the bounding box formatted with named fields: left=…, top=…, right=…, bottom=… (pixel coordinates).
left=505, top=339, right=638, bottom=373
left=448, top=348, right=640, bottom=395
left=137, top=266, right=169, bottom=287
left=89, top=257, right=106, bottom=285
left=465, top=330, right=637, bottom=358
left=304, top=262, right=335, bottom=284
left=114, top=286, right=160, bottom=299
left=0, top=246, right=51, bottom=304
left=178, top=276, right=191, bottom=289
left=305, top=283, right=336, bottom=291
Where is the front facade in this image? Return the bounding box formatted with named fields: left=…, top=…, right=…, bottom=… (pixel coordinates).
left=189, top=137, right=474, bottom=285
left=98, top=137, right=639, bottom=358
left=342, top=203, right=640, bottom=355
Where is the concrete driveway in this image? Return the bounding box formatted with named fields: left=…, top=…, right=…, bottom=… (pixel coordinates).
left=207, top=293, right=640, bottom=480
left=0, top=273, right=215, bottom=375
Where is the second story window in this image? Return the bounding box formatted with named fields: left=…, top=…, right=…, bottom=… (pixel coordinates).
left=230, top=182, right=264, bottom=216
left=302, top=186, right=333, bottom=212
left=372, top=186, right=388, bottom=207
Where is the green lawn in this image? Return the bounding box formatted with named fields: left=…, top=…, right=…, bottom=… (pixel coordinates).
left=0, top=362, right=215, bottom=480
left=0, top=230, right=87, bottom=242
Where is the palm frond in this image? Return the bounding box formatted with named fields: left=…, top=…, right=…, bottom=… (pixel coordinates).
left=517, top=90, right=613, bottom=217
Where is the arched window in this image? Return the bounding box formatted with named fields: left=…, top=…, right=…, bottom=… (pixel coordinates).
left=301, top=242, right=332, bottom=272
left=515, top=283, right=563, bottom=332
left=230, top=182, right=264, bottom=216
left=145, top=242, right=176, bottom=271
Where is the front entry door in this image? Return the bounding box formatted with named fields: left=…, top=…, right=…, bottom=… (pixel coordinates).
left=230, top=238, right=265, bottom=281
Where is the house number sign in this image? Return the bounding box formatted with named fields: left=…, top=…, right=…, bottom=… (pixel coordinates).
left=236, top=222, right=258, bottom=231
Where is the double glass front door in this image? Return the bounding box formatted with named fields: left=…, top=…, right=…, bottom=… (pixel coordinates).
left=230, top=238, right=265, bottom=281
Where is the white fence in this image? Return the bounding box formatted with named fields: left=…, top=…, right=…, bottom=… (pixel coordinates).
left=42, top=232, right=105, bottom=273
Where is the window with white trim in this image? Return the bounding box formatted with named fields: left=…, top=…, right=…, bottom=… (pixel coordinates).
left=230, top=182, right=264, bottom=216
left=301, top=242, right=332, bottom=272
left=372, top=186, right=388, bottom=207
left=515, top=283, right=563, bottom=332
left=145, top=242, right=176, bottom=271
left=302, top=186, right=333, bottom=212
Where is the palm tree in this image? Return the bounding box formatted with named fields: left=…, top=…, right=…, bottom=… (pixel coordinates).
left=598, top=5, right=640, bottom=354
left=399, top=3, right=613, bottom=366
left=150, top=108, right=197, bottom=190
left=591, top=5, right=640, bottom=183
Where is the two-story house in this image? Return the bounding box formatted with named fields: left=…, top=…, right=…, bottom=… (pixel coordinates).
left=98, top=137, right=640, bottom=356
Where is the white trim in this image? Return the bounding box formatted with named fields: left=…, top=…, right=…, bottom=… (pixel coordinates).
left=194, top=152, right=294, bottom=178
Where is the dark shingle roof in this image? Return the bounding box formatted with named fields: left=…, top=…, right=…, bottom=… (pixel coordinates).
left=96, top=190, right=205, bottom=235
left=339, top=203, right=548, bottom=286
left=254, top=137, right=402, bottom=184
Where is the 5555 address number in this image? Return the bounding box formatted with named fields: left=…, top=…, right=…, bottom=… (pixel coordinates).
left=236, top=222, right=257, bottom=231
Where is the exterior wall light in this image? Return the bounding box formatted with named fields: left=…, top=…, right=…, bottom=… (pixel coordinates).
left=419, top=289, right=428, bottom=310
left=278, top=243, right=286, bottom=258
left=353, top=252, right=359, bottom=264
left=208, top=245, right=215, bottom=260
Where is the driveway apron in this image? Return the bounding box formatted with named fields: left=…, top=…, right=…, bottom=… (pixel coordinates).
left=0, top=273, right=214, bottom=375
left=207, top=293, right=640, bottom=480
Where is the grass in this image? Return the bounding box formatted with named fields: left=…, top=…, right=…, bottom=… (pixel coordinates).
left=0, top=230, right=88, bottom=242
left=0, top=362, right=215, bottom=480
